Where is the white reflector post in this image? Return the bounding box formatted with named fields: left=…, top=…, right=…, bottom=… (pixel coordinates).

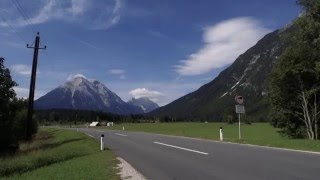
left=219, top=127, right=223, bottom=141
left=101, top=134, right=104, bottom=151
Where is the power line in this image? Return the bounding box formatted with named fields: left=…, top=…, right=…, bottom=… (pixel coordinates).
left=10, top=0, right=37, bottom=33
left=0, top=16, right=28, bottom=44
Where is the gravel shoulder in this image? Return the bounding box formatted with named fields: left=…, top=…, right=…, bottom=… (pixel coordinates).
left=117, top=157, right=146, bottom=180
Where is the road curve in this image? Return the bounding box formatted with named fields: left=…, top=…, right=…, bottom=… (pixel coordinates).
left=77, top=128, right=320, bottom=180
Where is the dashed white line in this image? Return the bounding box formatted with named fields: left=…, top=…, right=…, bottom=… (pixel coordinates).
left=154, top=142, right=208, bottom=155
left=115, top=133, right=127, bottom=137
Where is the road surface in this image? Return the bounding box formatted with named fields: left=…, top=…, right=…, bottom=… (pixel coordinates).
left=77, top=128, right=320, bottom=180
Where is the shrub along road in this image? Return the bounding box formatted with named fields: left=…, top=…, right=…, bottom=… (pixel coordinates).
left=79, top=128, right=320, bottom=180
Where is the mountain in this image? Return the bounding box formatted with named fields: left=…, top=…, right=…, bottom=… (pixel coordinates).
left=150, top=27, right=294, bottom=121
left=35, top=76, right=143, bottom=115
left=127, top=97, right=159, bottom=113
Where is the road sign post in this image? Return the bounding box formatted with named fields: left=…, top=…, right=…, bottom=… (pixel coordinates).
left=235, top=96, right=245, bottom=140
left=238, top=114, right=241, bottom=140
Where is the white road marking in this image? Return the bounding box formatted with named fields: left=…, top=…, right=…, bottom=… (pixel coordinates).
left=216, top=140, right=320, bottom=155
left=97, top=130, right=104, bottom=133
left=115, top=133, right=127, bottom=137
left=87, top=134, right=95, bottom=138
left=154, top=142, right=208, bottom=155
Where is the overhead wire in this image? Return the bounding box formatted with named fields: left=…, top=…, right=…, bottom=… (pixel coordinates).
left=0, top=16, right=28, bottom=44
left=10, top=0, right=37, bottom=33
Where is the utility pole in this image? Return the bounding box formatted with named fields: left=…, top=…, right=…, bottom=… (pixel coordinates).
left=26, top=32, right=46, bottom=140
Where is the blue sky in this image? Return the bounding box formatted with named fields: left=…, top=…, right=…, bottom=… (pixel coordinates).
left=0, top=0, right=300, bottom=106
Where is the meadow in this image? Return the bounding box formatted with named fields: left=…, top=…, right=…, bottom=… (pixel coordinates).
left=99, top=122, right=320, bottom=152
left=0, top=128, right=119, bottom=180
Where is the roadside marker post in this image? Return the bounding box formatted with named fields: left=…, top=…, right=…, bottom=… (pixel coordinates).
left=101, top=134, right=104, bottom=151
left=219, top=127, right=223, bottom=141
left=235, top=96, right=245, bottom=140
left=123, top=126, right=125, bottom=131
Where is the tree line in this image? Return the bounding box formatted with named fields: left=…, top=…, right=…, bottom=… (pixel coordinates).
left=0, top=57, right=37, bottom=153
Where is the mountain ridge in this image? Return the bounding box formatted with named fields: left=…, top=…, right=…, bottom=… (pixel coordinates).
left=35, top=76, right=145, bottom=115
left=127, top=97, right=159, bottom=113
left=150, top=26, right=293, bottom=121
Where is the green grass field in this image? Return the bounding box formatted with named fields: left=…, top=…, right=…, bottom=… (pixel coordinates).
left=99, top=122, right=320, bottom=152
left=0, top=128, right=119, bottom=180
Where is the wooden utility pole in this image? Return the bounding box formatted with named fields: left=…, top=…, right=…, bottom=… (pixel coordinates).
left=26, top=32, right=46, bottom=140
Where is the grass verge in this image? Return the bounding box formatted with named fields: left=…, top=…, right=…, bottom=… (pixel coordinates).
left=0, top=128, right=119, bottom=180
left=99, top=122, right=320, bottom=152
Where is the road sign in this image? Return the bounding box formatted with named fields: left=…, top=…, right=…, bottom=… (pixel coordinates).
left=236, top=105, right=245, bottom=114
left=235, top=95, right=244, bottom=104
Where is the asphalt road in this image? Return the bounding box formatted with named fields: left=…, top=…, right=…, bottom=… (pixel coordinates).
left=78, top=128, right=320, bottom=180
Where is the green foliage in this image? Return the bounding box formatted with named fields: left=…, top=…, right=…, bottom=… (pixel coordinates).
left=226, top=115, right=234, bottom=124
left=223, top=108, right=235, bottom=124
left=0, top=57, right=38, bottom=153
left=0, top=57, right=18, bottom=153
left=269, top=0, right=320, bottom=138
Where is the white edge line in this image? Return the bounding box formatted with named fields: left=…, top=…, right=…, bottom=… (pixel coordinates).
left=215, top=140, right=320, bottom=155
left=154, top=142, right=208, bottom=155
left=87, top=134, right=95, bottom=138
left=115, top=133, right=127, bottom=137
left=136, top=132, right=320, bottom=155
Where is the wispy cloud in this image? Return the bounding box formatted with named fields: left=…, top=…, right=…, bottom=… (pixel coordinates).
left=72, top=36, right=101, bottom=50
left=10, top=64, right=40, bottom=76
left=108, top=69, right=125, bottom=75
left=147, top=30, right=169, bottom=39
left=68, top=0, right=89, bottom=15
left=92, top=0, right=122, bottom=30
left=108, top=69, right=126, bottom=80
left=175, top=17, right=270, bottom=76
left=1, top=0, right=123, bottom=30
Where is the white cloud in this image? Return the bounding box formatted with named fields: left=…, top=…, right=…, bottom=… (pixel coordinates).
left=129, top=88, right=164, bottom=103
left=10, top=64, right=40, bottom=76
left=175, top=17, right=271, bottom=76
left=148, top=30, right=169, bottom=39
left=13, top=87, right=44, bottom=99
left=104, top=79, right=203, bottom=106
left=108, top=69, right=126, bottom=80
left=69, top=0, right=88, bottom=15
left=108, top=69, right=125, bottom=75
left=1, top=0, right=123, bottom=30
left=119, top=74, right=127, bottom=80
left=13, top=87, right=29, bottom=98
left=66, top=73, right=87, bottom=81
